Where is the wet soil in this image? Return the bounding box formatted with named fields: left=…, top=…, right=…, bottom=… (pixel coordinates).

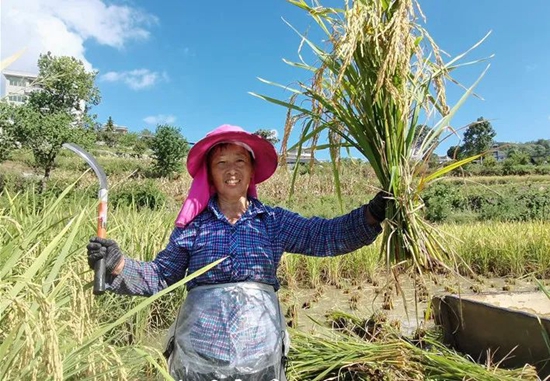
left=278, top=272, right=544, bottom=336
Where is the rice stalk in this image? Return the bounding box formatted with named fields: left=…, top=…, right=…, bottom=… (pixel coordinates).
left=288, top=329, right=422, bottom=380
left=287, top=327, right=539, bottom=380
left=0, top=184, right=224, bottom=380
left=0, top=48, right=26, bottom=71
left=252, top=0, right=490, bottom=273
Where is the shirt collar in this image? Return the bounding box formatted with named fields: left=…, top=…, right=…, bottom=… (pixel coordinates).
left=206, top=195, right=270, bottom=221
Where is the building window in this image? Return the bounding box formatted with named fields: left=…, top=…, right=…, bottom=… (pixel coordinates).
left=8, top=95, right=27, bottom=103
left=8, top=78, right=26, bottom=87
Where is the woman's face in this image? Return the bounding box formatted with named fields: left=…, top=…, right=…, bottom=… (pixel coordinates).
left=208, top=144, right=254, bottom=200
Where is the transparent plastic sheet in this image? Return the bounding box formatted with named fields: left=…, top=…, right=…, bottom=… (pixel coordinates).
left=167, top=282, right=288, bottom=381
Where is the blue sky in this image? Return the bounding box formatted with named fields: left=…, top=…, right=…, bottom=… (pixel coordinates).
left=2, top=0, right=550, bottom=157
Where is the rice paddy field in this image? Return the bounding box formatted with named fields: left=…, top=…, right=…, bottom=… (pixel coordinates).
left=2, top=153, right=550, bottom=380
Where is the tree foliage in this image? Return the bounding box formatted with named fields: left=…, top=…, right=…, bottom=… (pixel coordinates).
left=27, top=52, right=100, bottom=116
left=460, top=117, right=496, bottom=158
left=446, top=145, right=462, bottom=160
left=253, top=129, right=280, bottom=144
left=0, top=102, right=18, bottom=162
left=502, top=139, right=550, bottom=165
left=100, top=116, right=118, bottom=147
left=150, top=124, right=189, bottom=177
left=13, top=106, right=94, bottom=179
left=15, top=53, right=100, bottom=181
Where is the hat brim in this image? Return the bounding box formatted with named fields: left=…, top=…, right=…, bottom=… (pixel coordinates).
left=187, top=130, right=278, bottom=184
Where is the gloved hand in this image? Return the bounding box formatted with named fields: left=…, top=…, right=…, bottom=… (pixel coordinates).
left=86, top=237, right=124, bottom=274
left=367, top=191, right=390, bottom=223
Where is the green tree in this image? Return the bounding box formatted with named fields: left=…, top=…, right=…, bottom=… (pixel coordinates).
left=461, top=117, right=496, bottom=159
left=100, top=116, right=118, bottom=147
left=150, top=125, right=189, bottom=177
left=14, top=106, right=94, bottom=179
left=0, top=102, right=18, bottom=162
left=141, top=128, right=153, bottom=137
left=253, top=129, right=280, bottom=144
left=133, top=139, right=149, bottom=158
left=119, top=132, right=149, bottom=157
left=506, top=149, right=530, bottom=165
left=446, top=145, right=462, bottom=160
left=27, top=52, right=100, bottom=116
left=105, top=116, right=115, bottom=132
left=139, top=128, right=154, bottom=149
left=16, top=53, right=100, bottom=181
left=118, top=132, right=139, bottom=148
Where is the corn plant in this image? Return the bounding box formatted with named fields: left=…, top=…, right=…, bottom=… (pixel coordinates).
left=253, top=0, right=491, bottom=272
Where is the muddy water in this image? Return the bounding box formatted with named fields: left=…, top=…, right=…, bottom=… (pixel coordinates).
left=465, top=291, right=550, bottom=316
left=278, top=272, right=542, bottom=336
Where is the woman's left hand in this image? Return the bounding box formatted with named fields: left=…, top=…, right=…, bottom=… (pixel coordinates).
left=366, top=191, right=389, bottom=223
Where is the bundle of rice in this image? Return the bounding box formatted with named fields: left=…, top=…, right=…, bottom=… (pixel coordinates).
left=253, top=0, right=490, bottom=272
left=287, top=328, right=538, bottom=380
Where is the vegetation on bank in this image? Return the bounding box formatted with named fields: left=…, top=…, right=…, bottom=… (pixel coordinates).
left=3, top=147, right=550, bottom=227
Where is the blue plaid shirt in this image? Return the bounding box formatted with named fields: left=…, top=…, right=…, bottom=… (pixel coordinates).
left=107, top=196, right=382, bottom=295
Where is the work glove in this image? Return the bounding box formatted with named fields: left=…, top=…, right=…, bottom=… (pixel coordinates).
left=86, top=237, right=124, bottom=274
left=367, top=191, right=390, bottom=223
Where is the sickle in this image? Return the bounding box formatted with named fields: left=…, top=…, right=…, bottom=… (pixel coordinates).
left=63, top=143, right=108, bottom=295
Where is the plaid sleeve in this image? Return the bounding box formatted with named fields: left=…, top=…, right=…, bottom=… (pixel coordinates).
left=106, top=227, right=192, bottom=296
left=276, top=204, right=382, bottom=257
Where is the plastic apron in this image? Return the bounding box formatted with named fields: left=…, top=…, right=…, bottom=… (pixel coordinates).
left=167, top=282, right=288, bottom=381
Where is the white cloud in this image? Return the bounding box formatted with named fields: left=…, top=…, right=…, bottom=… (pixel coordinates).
left=143, top=114, right=176, bottom=125
left=0, top=0, right=157, bottom=73
left=100, top=69, right=168, bottom=90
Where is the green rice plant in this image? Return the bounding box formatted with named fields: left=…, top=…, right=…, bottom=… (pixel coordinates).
left=304, top=256, right=325, bottom=288
left=445, top=221, right=550, bottom=277
left=0, top=184, right=223, bottom=380
left=253, top=0, right=490, bottom=272
left=323, top=255, right=344, bottom=287
left=281, top=253, right=316, bottom=288
left=410, top=331, right=539, bottom=380
left=339, top=244, right=381, bottom=282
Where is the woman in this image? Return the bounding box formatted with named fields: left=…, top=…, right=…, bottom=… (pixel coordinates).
left=87, top=124, right=388, bottom=381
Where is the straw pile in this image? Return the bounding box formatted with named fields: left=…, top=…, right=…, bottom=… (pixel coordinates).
left=287, top=313, right=538, bottom=380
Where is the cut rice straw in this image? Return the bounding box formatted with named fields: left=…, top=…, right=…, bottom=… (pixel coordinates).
left=287, top=328, right=538, bottom=380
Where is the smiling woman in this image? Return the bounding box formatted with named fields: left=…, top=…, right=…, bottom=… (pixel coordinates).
left=207, top=143, right=255, bottom=224
left=85, top=124, right=389, bottom=380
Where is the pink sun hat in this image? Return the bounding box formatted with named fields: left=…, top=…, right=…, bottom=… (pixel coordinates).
left=175, top=124, right=278, bottom=227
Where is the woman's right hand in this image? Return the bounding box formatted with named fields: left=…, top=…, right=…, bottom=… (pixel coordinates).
left=86, top=237, right=125, bottom=275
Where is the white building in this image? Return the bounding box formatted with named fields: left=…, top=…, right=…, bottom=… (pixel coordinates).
left=2, top=70, right=87, bottom=125
left=101, top=123, right=129, bottom=134
left=2, top=70, right=39, bottom=105
left=285, top=147, right=317, bottom=166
